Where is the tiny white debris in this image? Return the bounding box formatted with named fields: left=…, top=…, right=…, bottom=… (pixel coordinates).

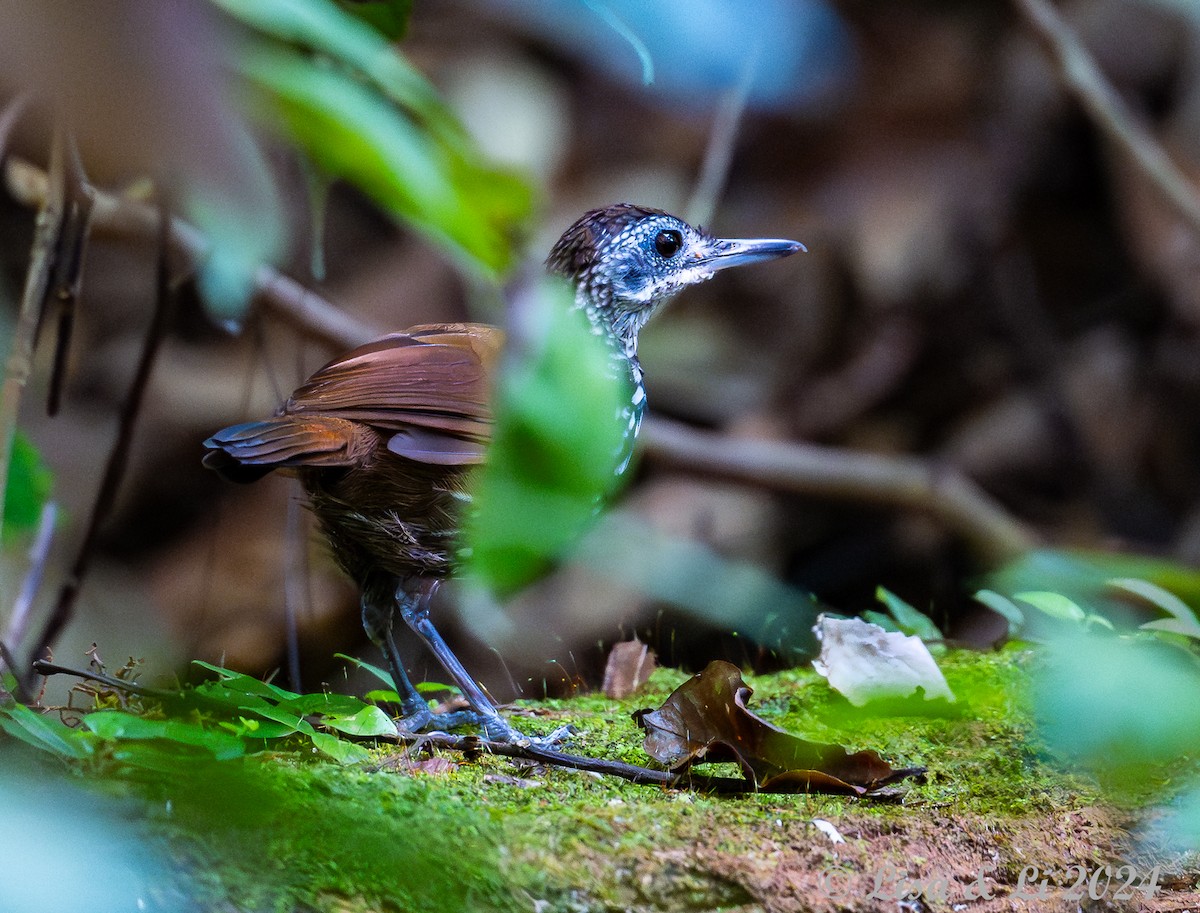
left=811, top=614, right=955, bottom=706
left=812, top=818, right=846, bottom=844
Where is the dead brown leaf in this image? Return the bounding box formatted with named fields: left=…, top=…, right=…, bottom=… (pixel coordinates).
left=635, top=661, right=923, bottom=795
left=602, top=639, right=657, bottom=699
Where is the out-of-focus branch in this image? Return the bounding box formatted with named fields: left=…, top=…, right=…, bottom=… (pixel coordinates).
left=3, top=155, right=1036, bottom=562
left=642, top=418, right=1036, bottom=564
left=3, top=156, right=378, bottom=350
left=0, top=132, right=66, bottom=544
left=1013, top=0, right=1200, bottom=238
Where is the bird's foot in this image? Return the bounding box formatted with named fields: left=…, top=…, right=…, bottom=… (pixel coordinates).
left=394, top=707, right=573, bottom=747
left=478, top=718, right=576, bottom=749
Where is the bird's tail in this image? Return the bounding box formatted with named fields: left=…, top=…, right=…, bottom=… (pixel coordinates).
left=202, top=416, right=360, bottom=483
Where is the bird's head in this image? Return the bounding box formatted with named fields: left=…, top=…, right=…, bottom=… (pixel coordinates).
left=547, top=204, right=804, bottom=352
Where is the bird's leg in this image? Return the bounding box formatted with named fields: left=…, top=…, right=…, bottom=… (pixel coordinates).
left=360, top=591, right=433, bottom=731
left=395, top=578, right=573, bottom=745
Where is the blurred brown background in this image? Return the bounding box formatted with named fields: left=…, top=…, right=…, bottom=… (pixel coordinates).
left=4, top=0, right=1199, bottom=701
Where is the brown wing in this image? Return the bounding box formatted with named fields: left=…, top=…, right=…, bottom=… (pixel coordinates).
left=283, top=322, right=503, bottom=463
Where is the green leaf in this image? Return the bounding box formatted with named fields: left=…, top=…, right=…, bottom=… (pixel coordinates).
left=0, top=704, right=94, bottom=759
left=3, top=431, right=53, bottom=540
left=83, top=711, right=246, bottom=760
left=973, top=589, right=1025, bottom=637
left=335, top=653, right=395, bottom=689
left=1014, top=591, right=1086, bottom=623
left=1109, top=577, right=1200, bottom=640
left=462, top=281, right=633, bottom=594
left=320, top=704, right=395, bottom=738
left=861, top=610, right=901, bottom=632
left=307, top=729, right=371, bottom=764
left=192, top=661, right=300, bottom=701
left=336, top=0, right=412, bottom=39
left=874, top=587, right=943, bottom=643
left=212, top=0, right=533, bottom=275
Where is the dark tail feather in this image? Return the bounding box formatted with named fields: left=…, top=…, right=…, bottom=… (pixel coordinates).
left=202, top=417, right=357, bottom=483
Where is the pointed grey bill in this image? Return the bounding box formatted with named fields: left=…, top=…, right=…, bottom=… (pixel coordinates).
left=702, top=237, right=807, bottom=271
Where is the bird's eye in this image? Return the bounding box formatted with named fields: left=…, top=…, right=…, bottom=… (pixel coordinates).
left=654, top=229, right=682, bottom=258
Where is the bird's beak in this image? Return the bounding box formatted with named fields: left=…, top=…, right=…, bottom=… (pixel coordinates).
left=699, top=237, right=807, bottom=271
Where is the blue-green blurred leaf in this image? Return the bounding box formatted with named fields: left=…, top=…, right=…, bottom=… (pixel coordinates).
left=1014, top=591, right=1086, bottom=623
left=1035, top=629, right=1200, bottom=789
left=463, top=281, right=631, bottom=594
left=1110, top=578, right=1200, bottom=639
left=988, top=548, right=1200, bottom=627
left=2, top=431, right=52, bottom=541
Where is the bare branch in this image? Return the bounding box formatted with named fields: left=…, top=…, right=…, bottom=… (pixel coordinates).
left=3, top=155, right=1034, bottom=561
left=1013, top=0, right=1200, bottom=238
left=0, top=134, right=68, bottom=544
left=641, top=417, right=1037, bottom=564
left=24, top=201, right=175, bottom=685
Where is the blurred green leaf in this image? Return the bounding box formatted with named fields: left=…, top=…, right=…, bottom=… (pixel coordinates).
left=973, top=589, right=1025, bottom=637
left=1110, top=578, right=1200, bottom=639
left=988, top=548, right=1200, bottom=625
left=2, top=431, right=52, bottom=541
left=84, top=711, right=246, bottom=760
left=336, top=0, right=412, bottom=39
left=874, top=586, right=944, bottom=651
left=213, top=0, right=532, bottom=275
left=0, top=704, right=94, bottom=759
left=1035, top=628, right=1200, bottom=790
left=1014, top=591, right=1085, bottom=623
left=463, top=281, right=631, bottom=594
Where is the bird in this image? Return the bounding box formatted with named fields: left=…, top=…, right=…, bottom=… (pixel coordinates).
left=203, top=204, right=804, bottom=742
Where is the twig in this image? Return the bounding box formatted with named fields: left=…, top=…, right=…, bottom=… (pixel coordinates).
left=23, top=201, right=176, bottom=686
left=642, top=417, right=1037, bottom=563
left=4, top=156, right=376, bottom=351
left=685, top=43, right=756, bottom=229
left=3, top=501, right=57, bottom=676
left=45, top=137, right=95, bottom=416
left=0, top=133, right=68, bottom=545
left=3, top=156, right=1035, bottom=560
left=1013, top=0, right=1200, bottom=238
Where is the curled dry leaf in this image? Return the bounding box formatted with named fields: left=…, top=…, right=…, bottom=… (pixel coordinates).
left=634, top=661, right=924, bottom=795
left=602, top=639, right=657, bottom=699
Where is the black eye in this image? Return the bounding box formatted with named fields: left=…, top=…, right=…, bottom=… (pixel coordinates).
left=654, top=229, right=682, bottom=258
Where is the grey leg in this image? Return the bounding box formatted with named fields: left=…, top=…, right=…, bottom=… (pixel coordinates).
left=394, top=578, right=533, bottom=742
left=361, top=592, right=432, bottom=729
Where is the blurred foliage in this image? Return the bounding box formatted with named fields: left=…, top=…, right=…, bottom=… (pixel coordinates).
left=1, top=430, right=51, bottom=544
left=864, top=586, right=946, bottom=654
left=337, top=0, right=413, bottom=39
left=462, top=281, right=631, bottom=594
left=213, top=0, right=533, bottom=276
left=0, top=731, right=514, bottom=913
left=984, top=548, right=1200, bottom=633
left=0, top=660, right=398, bottom=766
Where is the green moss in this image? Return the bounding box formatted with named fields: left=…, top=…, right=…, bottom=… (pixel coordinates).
left=30, top=648, right=1143, bottom=911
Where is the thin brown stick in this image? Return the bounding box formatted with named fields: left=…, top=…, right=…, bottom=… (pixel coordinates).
left=1013, top=0, right=1200, bottom=237
left=0, top=135, right=68, bottom=545
left=23, top=202, right=176, bottom=685
left=4, top=156, right=377, bottom=351
left=642, top=417, right=1036, bottom=563
left=3, top=156, right=1033, bottom=560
